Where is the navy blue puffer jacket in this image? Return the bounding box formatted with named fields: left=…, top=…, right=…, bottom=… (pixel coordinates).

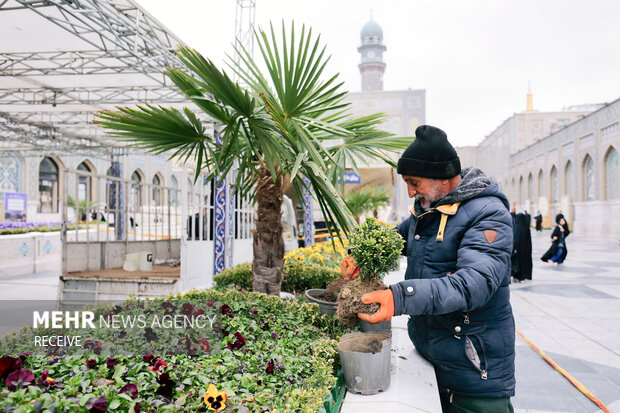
left=391, top=167, right=515, bottom=398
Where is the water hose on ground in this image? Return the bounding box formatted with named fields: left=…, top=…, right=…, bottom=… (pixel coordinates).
left=516, top=328, right=612, bottom=413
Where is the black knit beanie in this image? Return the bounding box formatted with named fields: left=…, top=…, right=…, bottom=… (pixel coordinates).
left=397, top=125, right=461, bottom=179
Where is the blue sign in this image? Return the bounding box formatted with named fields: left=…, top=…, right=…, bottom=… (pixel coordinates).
left=338, top=172, right=361, bottom=184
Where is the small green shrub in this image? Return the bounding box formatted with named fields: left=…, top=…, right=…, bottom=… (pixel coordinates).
left=213, top=262, right=252, bottom=291
left=283, top=262, right=340, bottom=293
left=215, top=261, right=340, bottom=293
left=350, top=217, right=404, bottom=282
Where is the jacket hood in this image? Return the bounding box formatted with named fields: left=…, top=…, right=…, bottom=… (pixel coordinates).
left=435, top=167, right=510, bottom=210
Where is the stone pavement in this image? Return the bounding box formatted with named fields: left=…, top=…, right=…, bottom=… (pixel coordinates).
left=511, top=231, right=620, bottom=413
left=340, top=230, right=620, bottom=413
left=0, top=269, right=59, bottom=300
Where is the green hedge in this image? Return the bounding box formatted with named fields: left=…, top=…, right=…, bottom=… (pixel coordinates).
left=214, top=262, right=340, bottom=293
left=213, top=262, right=253, bottom=291
left=282, top=263, right=340, bottom=293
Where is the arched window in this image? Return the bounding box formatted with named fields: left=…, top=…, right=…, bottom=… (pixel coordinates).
left=564, top=161, right=574, bottom=200
left=152, top=174, right=163, bottom=206
left=131, top=171, right=142, bottom=208
left=550, top=166, right=558, bottom=203
left=527, top=173, right=533, bottom=201
left=537, top=170, right=545, bottom=200
left=39, top=157, right=59, bottom=213
left=170, top=175, right=179, bottom=206
left=582, top=155, right=595, bottom=201
left=518, top=176, right=524, bottom=204
left=605, top=147, right=619, bottom=200
left=77, top=162, right=92, bottom=203
left=510, top=178, right=516, bottom=203
left=187, top=178, right=194, bottom=205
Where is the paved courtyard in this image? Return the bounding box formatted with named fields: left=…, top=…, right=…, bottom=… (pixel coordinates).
left=511, top=230, right=620, bottom=413
left=1, top=230, right=619, bottom=412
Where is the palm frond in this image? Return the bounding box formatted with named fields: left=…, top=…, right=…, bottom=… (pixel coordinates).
left=97, top=21, right=410, bottom=237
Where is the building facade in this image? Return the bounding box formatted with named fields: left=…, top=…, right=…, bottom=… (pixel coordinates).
left=0, top=149, right=180, bottom=224
left=457, top=95, right=620, bottom=236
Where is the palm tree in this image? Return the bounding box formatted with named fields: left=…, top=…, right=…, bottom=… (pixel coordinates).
left=345, top=185, right=391, bottom=224
left=96, top=22, right=411, bottom=295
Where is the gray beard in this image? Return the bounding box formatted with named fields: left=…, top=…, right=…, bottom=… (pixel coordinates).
left=415, top=194, right=432, bottom=209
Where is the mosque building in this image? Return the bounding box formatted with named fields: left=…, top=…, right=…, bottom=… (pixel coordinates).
left=456, top=92, right=620, bottom=236
left=346, top=18, right=426, bottom=222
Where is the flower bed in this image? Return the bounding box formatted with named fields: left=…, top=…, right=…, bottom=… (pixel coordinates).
left=0, top=290, right=346, bottom=412
left=284, top=241, right=349, bottom=268
left=0, top=222, right=95, bottom=236
left=0, top=222, right=62, bottom=236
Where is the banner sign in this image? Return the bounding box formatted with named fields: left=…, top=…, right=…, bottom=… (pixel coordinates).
left=338, top=172, right=361, bottom=184
left=4, top=192, right=27, bottom=222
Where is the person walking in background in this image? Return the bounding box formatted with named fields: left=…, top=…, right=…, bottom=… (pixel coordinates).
left=534, top=210, right=543, bottom=232
left=511, top=212, right=533, bottom=282
left=541, top=216, right=570, bottom=267
left=523, top=210, right=531, bottom=228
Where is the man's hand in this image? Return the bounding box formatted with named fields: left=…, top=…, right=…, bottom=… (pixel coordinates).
left=357, top=289, right=395, bottom=324
left=340, top=255, right=359, bottom=280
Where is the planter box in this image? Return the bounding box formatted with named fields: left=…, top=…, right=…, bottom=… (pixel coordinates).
left=0, top=232, right=61, bottom=277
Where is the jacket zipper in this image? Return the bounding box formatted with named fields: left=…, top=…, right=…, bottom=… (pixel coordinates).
left=471, top=334, right=488, bottom=380
left=412, top=210, right=433, bottom=238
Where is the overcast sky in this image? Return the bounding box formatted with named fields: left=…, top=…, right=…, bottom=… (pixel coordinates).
left=138, top=0, right=620, bottom=147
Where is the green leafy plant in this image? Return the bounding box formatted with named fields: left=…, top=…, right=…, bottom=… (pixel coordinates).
left=214, top=261, right=340, bottom=293
left=213, top=262, right=253, bottom=290
left=66, top=194, right=97, bottom=210
left=96, top=22, right=411, bottom=295
left=282, top=262, right=340, bottom=293
left=344, top=185, right=391, bottom=224
left=349, top=217, right=404, bottom=282
left=0, top=289, right=346, bottom=412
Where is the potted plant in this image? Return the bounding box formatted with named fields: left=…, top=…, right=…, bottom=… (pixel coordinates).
left=336, top=217, right=403, bottom=328
left=336, top=217, right=403, bottom=394
left=305, top=276, right=349, bottom=316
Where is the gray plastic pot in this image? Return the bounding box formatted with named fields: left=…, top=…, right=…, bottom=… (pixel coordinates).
left=359, top=319, right=391, bottom=332
left=338, top=332, right=391, bottom=395
left=304, top=289, right=337, bottom=316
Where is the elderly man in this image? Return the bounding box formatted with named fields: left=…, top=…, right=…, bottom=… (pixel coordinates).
left=347, top=125, right=516, bottom=413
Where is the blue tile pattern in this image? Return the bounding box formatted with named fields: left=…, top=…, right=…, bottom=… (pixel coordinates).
left=302, top=176, right=314, bottom=245
left=43, top=240, right=53, bottom=253
left=18, top=243, right=30, bottom=256
left=214, top=131, right=227, bottom=274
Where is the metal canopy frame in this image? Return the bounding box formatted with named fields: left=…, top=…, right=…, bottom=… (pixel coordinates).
left=0, top=0, right=196, bottom=154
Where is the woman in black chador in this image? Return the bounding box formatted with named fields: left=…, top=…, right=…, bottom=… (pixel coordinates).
left=541, top=216, right=570, bottom=266
left=534, top=210, right=543, bottom=231
left=511, top=212, right=533, bottom=281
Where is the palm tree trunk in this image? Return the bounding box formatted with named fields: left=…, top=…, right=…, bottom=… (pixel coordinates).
left=252, top=166, right=284, bottom=295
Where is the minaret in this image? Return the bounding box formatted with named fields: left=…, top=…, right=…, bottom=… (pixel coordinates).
left=358, top=17, right=386, bottom=91
left=526, top=82, right=534, bottom=111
